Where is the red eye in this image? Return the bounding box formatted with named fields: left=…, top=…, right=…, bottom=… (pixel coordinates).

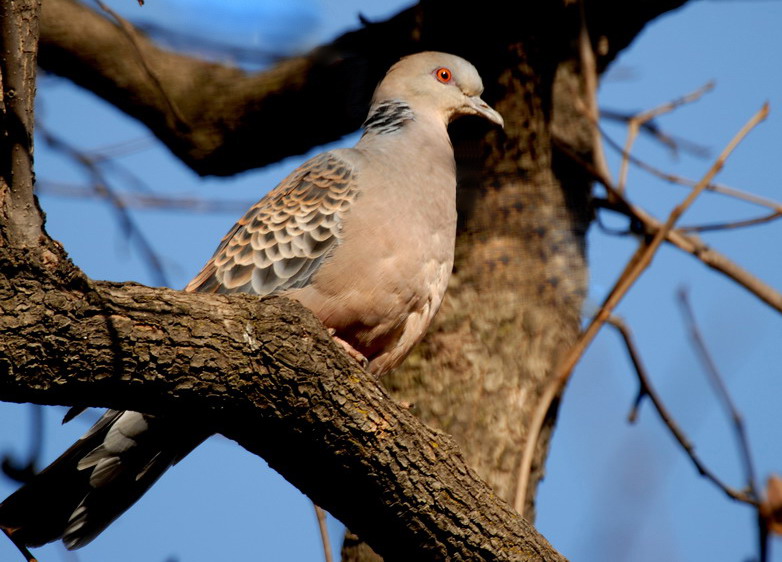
left=434, top=67, right=452, bottom=84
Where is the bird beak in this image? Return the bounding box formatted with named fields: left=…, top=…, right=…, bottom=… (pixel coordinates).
left=465, top=95, right=504, bottom=128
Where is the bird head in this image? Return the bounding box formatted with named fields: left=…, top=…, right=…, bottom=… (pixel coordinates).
left=372, top=51, right=504, bottom=129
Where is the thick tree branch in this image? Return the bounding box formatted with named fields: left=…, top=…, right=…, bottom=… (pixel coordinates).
left=0, top=3, right=570, bottom=558
left=1, top=1, right=695, bottom=559
left=587, top=0, right=690, bottom=70
left=0, top=254, right=564, bottom=561
left=38, top=0, right=691, bottom=177
left=38, top=0, right=419, bottom=176
left=0, top=0, right=44, bottom=248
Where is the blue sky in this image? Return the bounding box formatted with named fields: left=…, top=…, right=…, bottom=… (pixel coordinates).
left=1, top=1, right=781, bottom=561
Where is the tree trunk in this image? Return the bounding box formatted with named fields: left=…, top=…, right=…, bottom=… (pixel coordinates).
left=0, top=0, right=692, bottom=559
left=389, top=43, right=591, bottom=519
left=0, top=0, right=44, bottom=249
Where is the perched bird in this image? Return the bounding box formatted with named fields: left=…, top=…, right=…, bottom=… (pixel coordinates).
left=0, top=51, right=503, bottom=551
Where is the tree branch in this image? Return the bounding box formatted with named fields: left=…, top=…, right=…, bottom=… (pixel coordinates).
left=0, top=2, right=571, bottom=558
left=588, top=0, right=691, bottom=71
left=38, top=0, right=692, bottom=177
left=0, top=256, right=564, bottom=561
left=38, top=0, right=419, bottom=176
left=0, top=0, right=44, bottom=248
left=0, top=0, right=697, bottom=558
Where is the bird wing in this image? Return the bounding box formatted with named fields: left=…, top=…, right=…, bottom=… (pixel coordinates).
left=185, top=151, right=358, bottom=295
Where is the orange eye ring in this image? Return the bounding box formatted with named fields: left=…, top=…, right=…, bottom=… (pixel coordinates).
left=434, top=67, right=452, bottom=84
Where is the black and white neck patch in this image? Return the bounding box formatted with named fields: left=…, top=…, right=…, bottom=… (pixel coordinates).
left=362, top=100, right=415, bottom=136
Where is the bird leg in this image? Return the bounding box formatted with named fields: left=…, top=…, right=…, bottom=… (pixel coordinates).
left=328, top=330, right=369, bottom=370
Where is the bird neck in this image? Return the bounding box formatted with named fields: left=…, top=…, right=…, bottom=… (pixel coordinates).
left=360, top=100, right=451, bottom=148
left=357, top=102, right=453, bottom=172
left=361, top=100, right=415, bottom=137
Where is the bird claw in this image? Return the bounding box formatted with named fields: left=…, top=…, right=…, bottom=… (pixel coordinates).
left=329, top=331, right=369, bottom=370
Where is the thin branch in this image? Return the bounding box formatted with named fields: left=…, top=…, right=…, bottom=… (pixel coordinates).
left=37, top=124, right=171, bottom=286
left=92, top=183, right=171, bottom=286
left=680, top=210, right=782, bottom=233
left=605, top=316, right=651, bottom=424
left=664, top=229, right=782, bottom=313
left=601, top=108, right=711, bottom=158
left=554, top=136, right=782, bottom=314
left=564, top=69, right=782, bottom=315
left=616, top=81, right=714, bottom=192
left=602, top=128, right=782, bottom=213
left=135, top=21, right=288, bottom=67
left=515, top=6, right=606, bottom=513
left=597, top=193, right=782, bottom=240
left=93, top=0, right=189, bottom=132
left=87, top=136, right=154, bottom=161
left=677, top=288, right=767, bottom=559
left=95, top=153, right=164, bottom=196
left=677, top=289, right=759, bottom=498
left=516, top=103, right=769, bottom=515
left=314, top=505, right=334, bottom=562
left=607, top=316, right=757, bottom=506
left=577, top=0, right=613, bottom=185
left=36, top=181, right=253, bottom=214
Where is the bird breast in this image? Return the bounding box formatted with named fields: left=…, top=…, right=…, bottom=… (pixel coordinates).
left=289, top=134, right=457, bottom=376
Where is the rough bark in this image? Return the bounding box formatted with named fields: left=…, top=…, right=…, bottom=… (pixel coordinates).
left=0, top=253, right=565, bottom=561
left=0, top=0, right=692, bottom=559
left=0, top=0, right=44, bottom=249
left=379, top=6, right=588, bottom=526
left=0, top=3, right=571, bottom=559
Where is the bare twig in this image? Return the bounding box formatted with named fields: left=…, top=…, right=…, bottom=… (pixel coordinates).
left=96, top=182, right=171, bottom=286
left=577, top=1, right=613, bottom=185
left=36, top=181, right=252, bottom=214
left=606, top=316, right=650, bottom=424
left=607, top=316, right=757, bottom=505
left=601, top=108, right=711, bottom=158
left=602, top=129, right=782, bottom=213
left=677, top=289, right=759, bottom=498
left=678, top=289, right=767, bottom=560
left=87, top=136, right=154, bottom=161
left=515, top=103, right=769, bottom=515
left=680, top=210, right=782, bottom=233
left=664, top=228, right=782, bottom=313
left=314, top=504, right=334, bottom=562
left=554, top=136, right=782, bottom=314
left=93, top=0, right=189, bottom=132
left=597, top=197, right=782, bottom=236
left=617, top=82, right=714, bottom=192
left=566, top=71, right=781, bottom=314
left=37, top=124, right=171, bottom=287
left=135, top=21, right=288, bottom=67
left=515, top=7, right=606, bottom=513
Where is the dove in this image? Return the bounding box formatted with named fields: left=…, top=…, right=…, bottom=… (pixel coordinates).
left=0, top=51, right=503, bottom=551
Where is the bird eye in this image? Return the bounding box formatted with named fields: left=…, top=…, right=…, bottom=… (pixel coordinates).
left=434, top=67, right=452, bottom=84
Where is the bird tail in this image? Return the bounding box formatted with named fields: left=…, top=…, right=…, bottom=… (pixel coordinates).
left=0, top=409, right=206, bottom=549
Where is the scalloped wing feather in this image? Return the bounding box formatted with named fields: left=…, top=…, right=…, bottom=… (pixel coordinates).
left=185, top=152, right=357, bottom=296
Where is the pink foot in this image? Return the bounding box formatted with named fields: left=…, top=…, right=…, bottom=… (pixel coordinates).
left=329, top=331, right=369, bottom=369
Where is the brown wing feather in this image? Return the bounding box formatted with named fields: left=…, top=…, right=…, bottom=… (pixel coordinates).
left=185, top=152, right=358, bottom=295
